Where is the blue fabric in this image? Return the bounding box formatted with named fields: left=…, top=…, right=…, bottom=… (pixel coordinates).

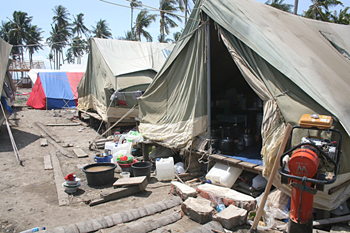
left=1, top=95, right=13, bottom=115
left=46, top=98, right=76, bottom=110
left=219, top=146, right=263, bottom=166
left=39, top=72, right=75, bottom=109
left=39, top=72, right=73, bottom=99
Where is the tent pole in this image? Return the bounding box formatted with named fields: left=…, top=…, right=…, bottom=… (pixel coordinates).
left=206, top=15, right=211, bottom=142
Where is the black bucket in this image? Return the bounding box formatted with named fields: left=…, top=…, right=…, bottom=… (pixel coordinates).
left=131, top=161, right=152, bottom=180
left=82, top=162, right=116, bottom=186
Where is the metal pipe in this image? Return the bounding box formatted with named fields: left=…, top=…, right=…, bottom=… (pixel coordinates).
left=206, top=15, right=211, bottom=142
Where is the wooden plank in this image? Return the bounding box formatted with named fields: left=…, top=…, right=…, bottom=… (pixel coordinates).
left=35, top=121, right=61, bottom=143
left=113, top=176, right=148, bottom=190
left=254, top=165, right=264, bottom=173
left=50, top=150, right=69, bottom=206
left=209, top=154, right=226, bottom=162
left=73, top=148, right=88, bottom=158
left=47, top=138, right=73, bottom=158
left=238, top=161, right=258, bottom=169
left=46, top=123, right=81, bottom=126
left=90, top=186, right=142, bottom=206
left=44, top=155, right=53, bottom=170
left=40, top=138, right=48, bottom=147
left=223, top=157, right=241, bottom=164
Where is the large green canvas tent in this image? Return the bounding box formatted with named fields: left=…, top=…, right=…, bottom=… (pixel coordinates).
left=0, top=38, right=14, bottom=126
left=138, top=0, right=350, bottom=210
left=77, top=38, right=174, bottom=122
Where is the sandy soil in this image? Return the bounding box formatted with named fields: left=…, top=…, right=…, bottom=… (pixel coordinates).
left=0, top=88, right=206, bottom=233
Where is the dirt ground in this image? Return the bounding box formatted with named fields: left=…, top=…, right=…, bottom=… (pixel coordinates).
left=0, top=88, right=211, bottom=233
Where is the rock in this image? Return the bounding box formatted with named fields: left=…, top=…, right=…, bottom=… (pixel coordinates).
left=213, top=205, right=247, bottom=229
left=197, top=183, right=256, bottom=211
left=181, top=197, right=214, bottom=224
left=170, top=181, right=197, bottom=200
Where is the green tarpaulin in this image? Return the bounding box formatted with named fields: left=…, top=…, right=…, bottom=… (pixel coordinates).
left=138, top=0, right=350, bottom=210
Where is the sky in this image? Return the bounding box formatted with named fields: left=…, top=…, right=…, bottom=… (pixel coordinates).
left=0, top=0, right=347, bottom=69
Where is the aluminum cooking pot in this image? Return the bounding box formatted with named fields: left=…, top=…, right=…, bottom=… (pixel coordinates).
left=244, top=129, right=255, bottom=147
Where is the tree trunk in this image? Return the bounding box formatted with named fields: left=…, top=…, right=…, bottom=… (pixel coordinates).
left=185, top=0, right=188, bottom=25
left=131, top=7, right=134, bottom=32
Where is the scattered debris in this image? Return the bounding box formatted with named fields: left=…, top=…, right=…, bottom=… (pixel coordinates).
left=46, top=123, right=81, bottom=126
left=40, top=138, right=48, bottom=147
left=181, top=197, right=214, bottom=224
left=213, top=205, right=247, bottom=229
left=170, top=181, right=197, bottom=201
left=45, top=197, right=182, bottom=233
left=43, top=155, right=52, bottom=170
left=73, top=148, right=88, bottom=158
left=89, top=176, right=148, bottom=206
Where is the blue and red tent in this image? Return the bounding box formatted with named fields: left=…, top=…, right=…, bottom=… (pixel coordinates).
left=26, top=71, right=84, bottom=110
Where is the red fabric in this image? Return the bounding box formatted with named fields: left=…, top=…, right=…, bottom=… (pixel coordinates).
left=66, top=72, right=84, bottom=99
left=26, top=76, right=46, bottom=109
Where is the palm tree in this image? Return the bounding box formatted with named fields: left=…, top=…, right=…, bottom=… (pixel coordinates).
left=119, top=30, right=138, bottom=41
left=70, top=36, right=86, bottom=64
left=304, top=0, right=343, bottom=21
left=47, top=24, right=70, bottom=69
left=0, top=21, right=12, bottom=42
left=51, top=5, right=71, bottom=68
left=265, top=0, right=293, bottom=12
left=26, top=25, right=43, bottom=67
left=7, top=11, right=32, bottom=62
left=176, top=0, right=190, bottom=24
left=133, top=11, right=156, bottom=42
left=66, top=49, right=75, bottom=64
left=52, top=5, right=71, bottom=30
left=159, top=0, right=182, bottom=42
left=130, top=0, right=142, bottom=32
left=48, top=53, right=54, bottom=69
left=92, top=19, right=112, bottom=39
left=330, top=7, right=350, bottom=24
left=72, top=13, right=90, bottom=38
left=173, top=31, right=181, bottom=42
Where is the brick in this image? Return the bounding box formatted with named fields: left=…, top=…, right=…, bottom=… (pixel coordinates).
left=171, top=181, right=197, bottom=200
left=213, top=205, right=247, bottom=229
left=197, top=183, right=256, bottom=211
left=181, top=197, right=214, bottom=224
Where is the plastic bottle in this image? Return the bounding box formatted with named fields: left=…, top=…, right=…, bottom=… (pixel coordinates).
left=20, top=227, right=46, bottom=233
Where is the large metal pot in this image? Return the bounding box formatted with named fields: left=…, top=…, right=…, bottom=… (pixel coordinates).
left=219, top=137, right=236, bottom=155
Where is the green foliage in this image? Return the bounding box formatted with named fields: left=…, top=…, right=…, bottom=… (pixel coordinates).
left=265, top=0, right=293, bottom=13
left=133, top=11, right=156, bottom=42
left=92, top=19, right=112, bottom=39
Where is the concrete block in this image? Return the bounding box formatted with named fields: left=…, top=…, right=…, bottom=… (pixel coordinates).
left=171, top=181, right=197, bottom=200
left=213, top=205, right=247, bottom=229
left=197, top=183, right=256, bottom=211
left=181, top=197, right=214, bottom=224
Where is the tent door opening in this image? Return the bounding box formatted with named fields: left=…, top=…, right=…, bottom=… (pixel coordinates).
left=209, top=21, right=263, bottom=165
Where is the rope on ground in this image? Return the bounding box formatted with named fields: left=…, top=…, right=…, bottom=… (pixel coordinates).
left=89, top=103, right=138, bottom=150
left=0, top=102, right=23, bottom=166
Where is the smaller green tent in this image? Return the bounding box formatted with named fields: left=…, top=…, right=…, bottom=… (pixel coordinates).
left=77, top=38, right=174, bottom=122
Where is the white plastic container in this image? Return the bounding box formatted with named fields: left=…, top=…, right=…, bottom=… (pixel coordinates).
left=105, top=141, right=118, bottom=152
left=206, top=163, right=242, bottom=188
left=112, top=142, right=132, bottom=157
left=156, top=157, right=175, bottom=181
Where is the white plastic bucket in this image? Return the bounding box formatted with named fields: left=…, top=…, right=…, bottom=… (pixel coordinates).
left=112, top=142, right=132, bottom=156
left=156, top=157, right=175, bottom=181
left=206, top=163, right=242, bottom=188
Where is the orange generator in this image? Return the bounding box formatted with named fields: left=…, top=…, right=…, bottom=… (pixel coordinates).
left=279, top=114, right=342, bottom=233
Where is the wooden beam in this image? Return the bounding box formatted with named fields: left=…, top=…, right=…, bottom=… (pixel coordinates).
left=35, top=121, right=61, bottom=143
left=73, top=148, right=88, bottom=158
left=43, top=155, right=53, bottom=170
left=50, top=150, right=69, bottom=206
